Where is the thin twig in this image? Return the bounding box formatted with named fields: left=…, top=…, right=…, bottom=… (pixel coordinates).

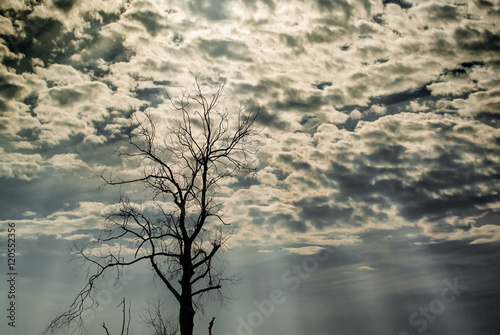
left=102, top=322, right=111, bottom=335
left=208, top=317, right=215, bottom=335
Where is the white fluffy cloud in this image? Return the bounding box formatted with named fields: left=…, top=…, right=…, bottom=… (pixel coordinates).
left=0, top=152, right=42, bottom=180
left=1, top=0, right=499, bottom=248
left=0, top=201, right=113, bottom=239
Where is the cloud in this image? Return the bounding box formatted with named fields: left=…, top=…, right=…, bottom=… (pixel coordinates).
left=383, top=0, right=412, bottom=10
left=0, top=152, right=42, bottom=180
left=357, top=265, right=376, bottom=271
left=0, top=1, right=499, bottom=333
left=225, top=103, right=500, bottom=247
left=85, top=241, right=139, bottom=257
left=0, top=69, right=30, bottom=100
left=257, top=249, right=275, bottom=253
left=1, top=0, right=499, bottom=250
left=46, top=153, right=89, bottom=171
left=469, top=225, right=500, bottom=244
left=127, top=9, right=165, bottom=36
left=454, top=26, right=500, bottom=53
left=198, top=39, right=253, bottom=62
left=79, top=34, right=136, bottom=64
left=349, top=109, right=363, bottom=120
left=425, top=3, right=462, bottom=22
left=23, top=210, right=37, bottom=217
left=0, top=201, right=114, bottom=239
left=282, top=246, right=328, bottom=255
left=0, top=0, right=30, bottom=10
left=35, top=64, right=88, bottom=86
left=0, top=16, right=16, bottom=36
left=294, top=196, right=354, bottom=229
left=188, top=0, right=230, bottom=21
left=254, top=106, right=290, bottom=130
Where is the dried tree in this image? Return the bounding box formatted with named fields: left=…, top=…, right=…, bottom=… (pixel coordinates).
left=141, top=298, right=178, bottom=335
left=45, top=80, right=258, bottom=335
left=102, top=298, right=131, bottom=335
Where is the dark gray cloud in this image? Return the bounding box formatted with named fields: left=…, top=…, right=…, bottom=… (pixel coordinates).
left=372, top=13, right=385, bottom=25
left=0, top=0, right=133, bottom=77
left=198, top=39, right=252, bottom=61
left=0, top=98, right=8, bottom=111
left=315, top=0, right=353, bottom=19
left=233, top=78, right=283, bottom=98
left=306, top=26, right=346, bottom=44
left=53, top=0, right=77, bottom=12
left=188, top=0, right=230, bottom=21
left=474, top=0, right=500, bottom=16
left=318, top=119, right=500, bottom=227
left=272, top=93, right=325, bottom=112
left=382, top=0, right=412, bottom=10
left=254, top=106, right=290, bottom=130
left=7, top=17, right=65, bottom=68
left=426, top=3, right=462, bottom=21
left=370, top=84, right=432, bottom=107
left=314, top=81, right=333, bottom=91
left=294, top=196, right=354, bottom=228
left=476, top=111, right=500, bottom=128
left=134, top=86, right=168, bottom=107
left=277, top=153, right=312, bottom=171
left=0, top=75, right=24, bottom=99
left=279, top=33, right=305, bottom=53
left=454, top=26, right=500, bottom=52
left=45, top=86, right=85, bottom=107
left=128, top=10, right=165, bottom=36
left=253, top=211, right=308, bottom=233
left=242, top=0, right=276, bottom=10
left=443, top=61, right=485, bottom=77
left=80, top=35, right=135, bottom=64
left=125, top=2, right=168, bottom=37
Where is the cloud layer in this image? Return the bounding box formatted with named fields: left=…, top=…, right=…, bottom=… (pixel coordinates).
left=0, top=0, right=499, bottom=250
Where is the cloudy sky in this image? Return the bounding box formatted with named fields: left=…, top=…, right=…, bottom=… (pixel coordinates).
left=1, top=0, right=500, bottom=334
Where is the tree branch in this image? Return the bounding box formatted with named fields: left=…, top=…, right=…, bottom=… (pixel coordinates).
left=102, top=322, right=110, bottom=335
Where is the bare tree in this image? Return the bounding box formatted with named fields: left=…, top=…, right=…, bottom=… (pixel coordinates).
left=102, top=298, right=132, bottom=335
left=141, top=298, right=178, bottom=335
left=45, top=80, right=258, bottom=335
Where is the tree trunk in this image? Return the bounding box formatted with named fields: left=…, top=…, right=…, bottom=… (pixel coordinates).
left=179, top=243, right=195, bottom=335
left=179, top=298, right=195, bottom=335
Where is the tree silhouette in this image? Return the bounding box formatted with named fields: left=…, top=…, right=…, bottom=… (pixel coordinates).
left=45, top=80, right=258, bottom=335
left=102, top=298, right=131, bottom=335
left=141, top=298, right=178, bottom=335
